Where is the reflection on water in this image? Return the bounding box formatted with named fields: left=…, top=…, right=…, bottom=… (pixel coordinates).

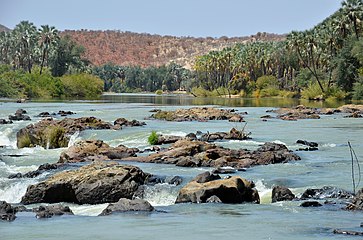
left=101, top=93, right=348, bottom=108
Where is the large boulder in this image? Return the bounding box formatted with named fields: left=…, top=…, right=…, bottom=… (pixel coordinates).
left=175, top=175, right=260, bottom=204
left=58, top=140, right=139, bottom=163
left=300, top=186, right=353, bottom=200
left=0, top=201, right=17, bottom=221
left=9, top=109, right=31, bottom=121
left=127, top=139, right=300, bottom=169
left=99, top=198, right=154, bottom=216
left=271, top=186, right=295, bottom=203
left=16, top=117, right=113, bottom=149
left=21, top=162, right=148, bottom=205
left=149, top=107, right=244, bottom=122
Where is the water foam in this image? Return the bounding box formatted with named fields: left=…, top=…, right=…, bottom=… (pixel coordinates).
left=0, top=127, right=17, bottom=148
left=254, top=179, right=272, bottom=204
left=0, top=178, right=37, bottom=203
left=142, top=183, right=178, bottom=206
left=69, top=203, right=109, bottom=216
left=68, top=131, right=81, bottom=147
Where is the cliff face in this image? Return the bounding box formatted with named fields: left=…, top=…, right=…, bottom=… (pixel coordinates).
left=61, top=30, right=285, bottom=68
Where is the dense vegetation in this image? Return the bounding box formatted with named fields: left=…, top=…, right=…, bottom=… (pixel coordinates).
left=193, top=0, right=363, bottom=100
left=0, top=21, right=101, bottom=99
left=1, top=0, right=362, bottom=101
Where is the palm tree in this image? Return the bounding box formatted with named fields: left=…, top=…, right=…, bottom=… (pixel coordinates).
left=342, top=0, right=363, bottom=39
left=38, top=25, right=59, bottom=74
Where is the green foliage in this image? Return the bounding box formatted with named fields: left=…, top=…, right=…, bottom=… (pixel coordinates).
left=256, top=75, right=279, bottom=90
left=155, top=89, right=163, bottom=95
left=17, top=134, right=32, bottom=148
left=60, top=73, right=103, bottom=98
left=148, top=131, right=159, bottom=145
left=353, top=76, right=363, bottom=100
left=301, top=82, right=325, bottom=100
left=43, top=126, right=68, bottom=148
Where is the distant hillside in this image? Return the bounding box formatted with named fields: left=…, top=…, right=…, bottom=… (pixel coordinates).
left=0, top=24, right=10, bottom=32
left=62, top=30, right=285, bottom=68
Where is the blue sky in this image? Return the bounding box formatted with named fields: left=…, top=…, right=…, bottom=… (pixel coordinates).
left=1, top=0, right=342, bottom=37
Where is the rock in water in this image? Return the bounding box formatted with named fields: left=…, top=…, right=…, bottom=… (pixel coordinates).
left=34, top=204, right=74, bottom=218
left=271, top=186, right=295, bottom=203
left=346, top=189, right=363, bottom=211
left=301, top=186, right=353, bottom=200
left=0, top=201, right=17, bottom=221
left=21, top=162, right=148, bottom=205
left=175, top=176, right=260, bottom=204
left=99, top=198, right=154, bottom=216
left=300, top=201, right=322, bottom=207
left=58, top=140, right=139, bottom=163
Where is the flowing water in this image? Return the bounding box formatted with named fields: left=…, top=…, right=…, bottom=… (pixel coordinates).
left=0, top=94, right=362, bottom=239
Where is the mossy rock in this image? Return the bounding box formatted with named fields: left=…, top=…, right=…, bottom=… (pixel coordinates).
left=152, top=111, right=175, bottom=121
left=42, top=126, right=69, bottom=149
left=17, top=134, right=32, bottom=148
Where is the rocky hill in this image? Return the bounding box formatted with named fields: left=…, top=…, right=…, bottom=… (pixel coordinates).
left=62, top=30, right=285, bottom=68
left=0, top=24, right=10, bottom=32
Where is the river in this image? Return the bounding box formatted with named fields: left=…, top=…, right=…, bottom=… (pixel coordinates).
left=0, top=94, right=362, bottom=239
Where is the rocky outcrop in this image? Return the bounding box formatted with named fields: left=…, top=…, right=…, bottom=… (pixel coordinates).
left=9, top=109, right=31, bottom=121
left=200, top=128, right=251, bottom=142
left=114, top=118, right=146, bottom=129
left=21, top=162, right=148, bottom=205
left=149, top=107, right=244, bottom=122
left=269, top=105, right=320, bottom=121
left=99, top=198, right=154, bottom=216
left=300, top=186, right=353, bottom=200
left=175, top=173, right=259, bottom=204
left=58, top=140, right=139, bottom=163
left=344, top=111, right=362, bottom=118
left=36, top=110, right=75, bottom=118
left=337, top=104, right=363, bottom=114
left=128, top=139, right=300, bottom=169
left=271, top=186, right=295, bottom=203
left=16, top=117, right=113, bottom=149
left=296, top=140, right=319, bottom=151
left=0, top=201, right=17, bottom=221
left=33, top=204, right=74, bottom=218
left=0, top=119, right=12, bottom=124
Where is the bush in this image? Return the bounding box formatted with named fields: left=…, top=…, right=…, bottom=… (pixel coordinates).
left=148, top=131, right=159, bottom=145
left=256, top=75, right=279, bottom=90
left=301, top=82, right=324, bottom=100
left=353, top=76, right=363, bottom=100
left=155, top=89, right=163, bottom=95
left=60, top=73, right=103, bottom=98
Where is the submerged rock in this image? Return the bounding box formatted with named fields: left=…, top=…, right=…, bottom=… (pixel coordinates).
left=149, top=107, right=244, bottom=122
left=296, top=140, right=318, bottom=148
left=21, top=162, right=148, bottom=205
left=333, top=229, right=363, bottom=236
left=271, top=186, right=295, bottom=203
left=33, top=204, right=74, bottom=218
left=300, top=201, right=323, bottom=207
left=0, top=201, right=17, bottom=221
left=0, top=119, right=13, bottom=124
left=58, top=140, right=139, bottom=163
left=175, top=175, right=259, bottom=204
left=99, top=198, right=154, bottom=216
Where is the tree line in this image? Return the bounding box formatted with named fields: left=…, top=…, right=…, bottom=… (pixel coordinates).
left=193, top=0, right=363, bottom=100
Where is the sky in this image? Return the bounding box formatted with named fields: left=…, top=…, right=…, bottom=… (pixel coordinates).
left=0, top=0, right=342, bottom=37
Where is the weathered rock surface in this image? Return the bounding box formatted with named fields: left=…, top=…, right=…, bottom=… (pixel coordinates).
left=337, top=104, right=363, bottom=113
left=21, top=162, right=148, bottom=205
left=333, top=229, right=363, bottom=236
left=33, top=204, right=74, bottom=218
left=16, top=117, right=113, bottom=149
left=0, top=119, right=13, bottom=124
left=9, top=109, right=31, bottom=121
left=99, top=198, right=154, bottom=216
left=59, top=140, right=139, bottom=163
left=175, top=174, right=259, bottom=204
left=271, top=186, right=295, bottom=203
left=127, top=139, right=300, bottom=169
left=301, top=186, right=353, bottom=200
left=344, top=111, right=362, bottom=118
left=269, top=105, right=321, bottom=121
left=149, top=107, right=244, bottom=122
left=200, top=128, right=251, bottom=142
left=0, top=201, right=17, bottom=221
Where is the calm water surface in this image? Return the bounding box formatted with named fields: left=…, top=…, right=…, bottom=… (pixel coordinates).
left=0, top=94, right=362, bottom=240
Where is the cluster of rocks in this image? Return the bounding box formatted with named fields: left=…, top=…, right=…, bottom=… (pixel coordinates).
left=296, top=139, right=319, bottom=151
left=155, top=127, right=251, bottom=145
left=16, top=116, right=146, bottom=149
left=125, top=139, right=301, bottom=169
left=266, top=104, right=363, bottom=121
left=149, top=107, right=245, bottom=122
left=37, top=110, right=76, bottom=117
left=0, top=109, right=31, bottom=124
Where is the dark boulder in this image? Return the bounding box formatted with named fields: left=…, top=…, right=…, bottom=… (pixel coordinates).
left=0, top=201, right=17, bottom=221
left=33, top=204, right=74, bottom=218
left=99, top=198, right=154, bottom=216
left=346, top=189, right=363, bottom=211
left=156, top=135, right=183, bottom=145
left=0, top=119, right=13, bottom=124
left=9, top=109, right=31, bottom=121
left=21, top=162, right=148, bottom=205
left=193, top=171, right=221, bottom=183
left=114, top=118, right=146, bottom=128
left=271, top=186, right=295, bottom=203
left=296, top=140, right=318, bottom=148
